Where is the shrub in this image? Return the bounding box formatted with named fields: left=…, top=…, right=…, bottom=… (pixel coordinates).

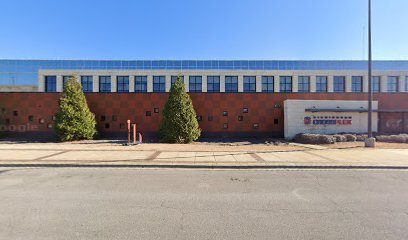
left=389, top=135, right=407, bottom=143
left=160, top=76, right=201, bottom=143
left=55, top=75, right=97, bottom=142
left=376, top=135, right=392, bottom=142
left=356, top=134, right=367, bottom=141
left=376, top=134, right=407, bottom=143
left=318, top=135, right=335, bottom=144
left=333, top=135, right=347, bottom=142
left=294, top=133, right=335, bottom=144
left=344, top=134, right=357, bottom=142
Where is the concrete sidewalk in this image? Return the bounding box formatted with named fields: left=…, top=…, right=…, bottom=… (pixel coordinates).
left=0, top=144, right=408, bottom=168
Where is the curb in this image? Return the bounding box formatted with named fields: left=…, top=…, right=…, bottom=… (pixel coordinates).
left=1, top=163, right=408, bottom=170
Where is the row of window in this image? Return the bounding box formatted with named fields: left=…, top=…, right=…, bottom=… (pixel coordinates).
left=44, top=75, right=408, bottom=93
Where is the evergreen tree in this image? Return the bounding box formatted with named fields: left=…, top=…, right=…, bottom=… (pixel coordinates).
left=55, top=75, right=97, bottom=141
left=160, top=76, right=201, bottom=143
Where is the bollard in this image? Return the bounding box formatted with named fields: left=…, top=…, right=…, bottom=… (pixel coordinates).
left=132, top=124, right=137, bottom=144
left=127, top=120, right=131, bottom=145
left=138, top=132, right=143, bottom=144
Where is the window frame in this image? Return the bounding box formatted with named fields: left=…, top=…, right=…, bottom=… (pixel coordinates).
left=279, top=76, right=292, bottom=93
left=298, top=76, right=310, bottom=93
left=135, top=76, right=147, bottom=93
left=372, top=76, right=381, bottom=93
left=316, top=76, right=328, bottom=93
left=225, top=76, right=238, bottom=93
left=387, top=76, right=398, bottom=92
left=405, top=77, right=408, bottom=92
left=189, top=76, right=202, bottom=92
left=352, top=76, right=363, bottom=93
left=243, top=76, right=256, bottom=92
left=81, top=76, right=93, bottom=92
left=45, top=76, right=57, bottom=92
left=207, top=76, right=220, bottom=92
left=153, top=76, right=166, bottom=92
left=333, top=76, right=345, bottom=93
left=99, top=76, right=111, bottom=92
left=262, top=76, right=274, bottom=93
left=117, top=76, right=129, bottom=93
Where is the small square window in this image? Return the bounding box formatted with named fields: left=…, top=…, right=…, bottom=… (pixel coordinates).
left=39, top=118, right=45, bottom=124
left=52, top=115, right=56, bottom=121
left=208, top=116, right=213, bottom=121
left=47, top=123, right=53, bottom=129
left=253, top=123, right=259, bottom=129
left=100, top=115, right=106, bottom=121
left=146, top=111, right=151, bottom=116
left=197, top=115, right=203, bottom=121
left=13, top=111, right=18, bottom=116
left=223, top=123, right=228, bottom=129
left=112, top=115, right=118, bottom=121
left=243, top=108, right=248, bottom=113
left=238, top=116, right=244, bottom=121
left=154, top=108, right=159, bottom=113
left=274, top=119, right=279, bottom=125
left=120, top=123, right=126, bottom=129
left=223, top=111, right=228, bottom=116
left=274, top=103, right=281, bottom=108
left=28, top=115, right=34, bottom=122
left=105, top=123, right=110, bottom=129
left=5, top=119, right=10, bottom=124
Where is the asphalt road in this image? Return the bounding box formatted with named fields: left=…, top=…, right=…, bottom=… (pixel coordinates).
left=0, top=167, right=407, bottom=240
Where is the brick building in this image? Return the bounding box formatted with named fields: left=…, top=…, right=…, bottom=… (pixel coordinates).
left=0, top=60, right=407, bottom=139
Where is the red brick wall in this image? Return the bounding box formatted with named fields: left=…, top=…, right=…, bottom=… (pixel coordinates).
left=0, top=92, right=407, bottom=136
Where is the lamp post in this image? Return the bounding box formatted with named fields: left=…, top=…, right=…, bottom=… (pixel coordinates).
left=365, top=0, right=376, bottom=147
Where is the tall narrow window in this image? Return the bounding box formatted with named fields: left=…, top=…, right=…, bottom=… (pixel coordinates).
left=189, top=76, right=202, bottom=92
left=225, top=76, right=238, bottom=92
left=352, top=76, right=363, bottom=92
left=117, top=76, right=129, bottom=92
left=207, top=76, right=220, bottom=92
left=99, top=76, right=111, bottom=92
left=372, top=76, right=380, bottom=93
left=135, top=76, right=147, bottom=92
left=243, top=76, right=256, bottom=92
left=405, top=77, right=408, bottom=92
left=387, top=76, right=398, bottom=92
left=298, top=76, right=310, bottom=92
left=171, top=76, right=184, bottom=85
left=280, top=76, right=292, bottom=93
left=81, top=76, right=93, bottom=92
left=262, top=76, right=274, bottom=92
left=153, top=76, right=166, bottom=92
left=45, top=76, right=56, bottom=92
left=333, top=76, right=345, bottom=92
left=316, top=76, right=327, bottom=92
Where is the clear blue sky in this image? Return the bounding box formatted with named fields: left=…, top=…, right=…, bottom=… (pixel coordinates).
left=0, top=0, right=407, bottom=60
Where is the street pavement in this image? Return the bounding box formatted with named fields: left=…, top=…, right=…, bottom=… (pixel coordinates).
left=0, top=167, right=407, bottom=239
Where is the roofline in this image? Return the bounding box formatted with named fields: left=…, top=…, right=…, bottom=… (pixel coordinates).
left=1, top=59, right=408, bottom=62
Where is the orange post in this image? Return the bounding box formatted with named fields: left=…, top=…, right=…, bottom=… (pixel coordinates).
left=132, top=124, right=137, bottom=144
left=127, top=120, right=131, bottom=144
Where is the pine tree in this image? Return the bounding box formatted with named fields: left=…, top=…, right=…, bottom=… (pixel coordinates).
left=55, top=75, right=97, bottom=142
left=160, top=76, right=201, bottom=143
